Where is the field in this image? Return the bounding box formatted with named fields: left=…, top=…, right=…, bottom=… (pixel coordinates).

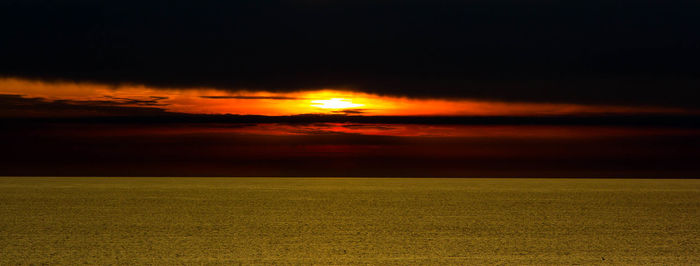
left=1, top=178, right=699, bottom=264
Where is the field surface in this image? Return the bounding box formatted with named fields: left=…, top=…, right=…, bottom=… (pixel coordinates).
left=1, top=177, right=699, bottom=264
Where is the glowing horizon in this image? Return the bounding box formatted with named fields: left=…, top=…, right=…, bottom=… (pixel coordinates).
left=310, top=98, right=364, bottom=109
left=0, top=77, right=693, bottom=117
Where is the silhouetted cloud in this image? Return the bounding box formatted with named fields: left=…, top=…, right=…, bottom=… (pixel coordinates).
left=341, top=124, right=397, bottom=131
left=102, top=96, right=169, bottom=106
left=1, top=0, right=699, bottom=108
left=0, top=94, right=170, bottom=117
left=331, top=109, right=368, bottom=115
left=200, top=96, right=302, bottom=100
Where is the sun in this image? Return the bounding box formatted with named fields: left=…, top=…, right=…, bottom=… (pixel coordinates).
left=310, top=98, right=364, bottom=109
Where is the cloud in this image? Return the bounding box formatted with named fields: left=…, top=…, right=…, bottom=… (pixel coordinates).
left=2, top=94, right=698, bottom=129
left=0, top=0, right=699, bottom=108
left=199, top=96, right=302, bottom=100
left=0, top=94, right=170, bottom=118
left=331, top=109, right=368, bottom=115
left=341, top=124, right=397, bottom=131
left=102, top=96, right=169, bottom=106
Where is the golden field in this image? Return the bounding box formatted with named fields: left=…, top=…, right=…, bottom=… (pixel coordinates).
left=1, top=177, right=699, bottom=264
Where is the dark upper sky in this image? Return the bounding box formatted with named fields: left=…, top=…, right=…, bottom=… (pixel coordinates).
left=2, top=0, right=700, bottom=177
left=2, top=0, right=699, bottom=108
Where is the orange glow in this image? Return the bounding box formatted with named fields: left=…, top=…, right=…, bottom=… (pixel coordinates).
left=311, top=98, right=364, bottom=109
left=36, top=123, right=700, bottom=139
left=0, top=77, right=693, bottom=117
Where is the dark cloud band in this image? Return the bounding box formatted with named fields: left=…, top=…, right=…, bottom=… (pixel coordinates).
left=199, top=96, right=302, bottom=100
left=1, top=0, right=699, bottom=108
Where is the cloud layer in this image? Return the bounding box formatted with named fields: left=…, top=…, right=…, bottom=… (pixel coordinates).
left=1, top=0, right=699, bottom=107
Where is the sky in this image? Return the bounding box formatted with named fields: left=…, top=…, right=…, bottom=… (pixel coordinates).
left=1, top=0, right=699, bottom=177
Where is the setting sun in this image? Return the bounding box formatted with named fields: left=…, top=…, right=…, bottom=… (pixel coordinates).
left=310, top=98, right=364, bottom=109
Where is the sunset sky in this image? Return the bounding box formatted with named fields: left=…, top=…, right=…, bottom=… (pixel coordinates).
left=1, top=0, right=699, bottom=177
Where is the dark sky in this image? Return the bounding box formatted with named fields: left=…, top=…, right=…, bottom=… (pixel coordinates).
left=2, top=0, right=700, bottom=107
left=2, top=121, right=699, bottom=178
left=2, top=0, right=700, bottom=177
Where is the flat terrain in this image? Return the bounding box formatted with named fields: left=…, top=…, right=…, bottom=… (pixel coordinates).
left=1, top=178, right=699, bottom=264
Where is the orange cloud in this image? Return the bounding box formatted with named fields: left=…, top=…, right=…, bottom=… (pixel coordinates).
left=0, top=77, right=692, bottom=117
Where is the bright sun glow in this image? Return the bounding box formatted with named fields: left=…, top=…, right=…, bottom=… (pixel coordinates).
left=0, top=78, right=692, bottom=117
left=310, top=98, right=364, bottom=109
